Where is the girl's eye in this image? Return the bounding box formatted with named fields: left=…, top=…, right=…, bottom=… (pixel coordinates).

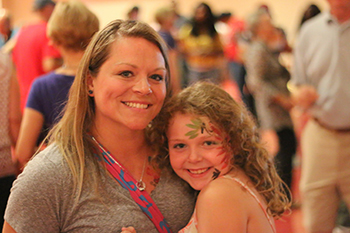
left=150, top=74, right=164, bottom=82
left=173, top=143, right=186, bottom=149
left=203, top=141, right=219, bottom=146
left=119, top=71, right=133, bottom=78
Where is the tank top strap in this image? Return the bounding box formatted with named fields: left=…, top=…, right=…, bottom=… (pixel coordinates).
left=223, top=175, right=276, bottom=233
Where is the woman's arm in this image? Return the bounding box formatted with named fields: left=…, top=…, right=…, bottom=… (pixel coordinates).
left=2, top=221, right=17, bottom=233
left=15, top=108, right=44, bottom=171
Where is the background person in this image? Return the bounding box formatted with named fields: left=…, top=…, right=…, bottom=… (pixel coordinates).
left=0, top=51, right=21, bottom=232
left=0, top=9, right=18, bottom=49
left=15, top=0, right=100, bottom=171
left=154, top=7, right=180, bottom=93
left=12, top=0, right=62, bottom=110
left=177, top=2, right=225, bottom=86
left=291, top=0, right=350, bottom=232
left=245, top=9, right=296, bottom=201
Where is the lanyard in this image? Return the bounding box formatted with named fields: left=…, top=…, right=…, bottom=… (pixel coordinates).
left=92, top=137, right=172, bottom=233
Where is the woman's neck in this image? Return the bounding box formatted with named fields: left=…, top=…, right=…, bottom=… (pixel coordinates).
left=91, top=123, right=150, bottom=162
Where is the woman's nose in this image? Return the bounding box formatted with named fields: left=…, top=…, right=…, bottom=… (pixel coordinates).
left=133, top=76, right=152, bottom=95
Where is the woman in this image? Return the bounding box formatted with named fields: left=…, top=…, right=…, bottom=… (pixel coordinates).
left=15, top=0, right=99, bottom=171
left=3, top=19, right=196, bottom=233
left=244, top=9, right=296, bottom=201
left=177, top=2, right=226, bottom=86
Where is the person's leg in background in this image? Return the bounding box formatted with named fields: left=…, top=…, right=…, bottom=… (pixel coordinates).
left=0, top=175, right=16, bottom=231
left=275, top=127, right=297, bottom=201
left=334, top=131, right=350, bottom=233
left=300, top=119, right=344, bottom=233
left=228, top=61, right=245, bottom=97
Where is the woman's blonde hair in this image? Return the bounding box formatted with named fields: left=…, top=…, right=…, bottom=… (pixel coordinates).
left=47, top=0, right=99, bottom=51
left=48, top=19, right=170, bottom=196
left=151, top=81, right=290, bottom=217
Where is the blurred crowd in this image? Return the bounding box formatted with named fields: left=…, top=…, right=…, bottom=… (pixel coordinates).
left=1, top=0, right=350, bottom=233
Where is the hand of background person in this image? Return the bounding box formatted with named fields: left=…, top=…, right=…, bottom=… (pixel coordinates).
left=121, top=226, right=136, bottom=233
left=261, top=129, right=279, bottom=158
left=290, top=84, right=318, bottom=110
left=271, top=94, right=294, bottom=111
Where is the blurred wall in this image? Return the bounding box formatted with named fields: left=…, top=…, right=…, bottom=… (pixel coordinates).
left=3, top=0, right=328, bottom=44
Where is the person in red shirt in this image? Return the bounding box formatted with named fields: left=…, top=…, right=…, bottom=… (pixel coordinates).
left=12, top=0, right=62, bottom=110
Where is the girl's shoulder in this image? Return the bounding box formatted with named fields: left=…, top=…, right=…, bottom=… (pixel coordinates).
left=198, top=171, right=254, bottom=204
left=194, top=172, right=253, bottom=231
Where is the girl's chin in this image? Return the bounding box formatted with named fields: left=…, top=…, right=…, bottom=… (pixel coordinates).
left=189, top=181, right=210, bottom=191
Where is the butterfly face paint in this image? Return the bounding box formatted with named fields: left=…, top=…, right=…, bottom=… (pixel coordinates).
left=167, top=113, right=231, bottom=190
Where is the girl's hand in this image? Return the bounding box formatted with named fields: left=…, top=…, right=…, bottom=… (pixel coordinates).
left=121, top=226, right=136, bottom=233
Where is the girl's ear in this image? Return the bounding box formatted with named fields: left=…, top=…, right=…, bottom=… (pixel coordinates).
left=87, top=74, right=94, bottom=96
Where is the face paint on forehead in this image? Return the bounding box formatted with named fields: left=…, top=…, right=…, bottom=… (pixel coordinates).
left=185, top=117, right=222, bottom=139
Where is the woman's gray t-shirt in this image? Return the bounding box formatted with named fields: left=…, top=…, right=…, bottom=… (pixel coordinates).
left=5, top=144, right=196, bottom=233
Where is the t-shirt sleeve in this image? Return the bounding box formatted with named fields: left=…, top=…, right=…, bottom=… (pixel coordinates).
left=291, top=25, right=310, bottom=86
left=26, top=78, right=45, bottom=114
left=4, top=150, right=62, bottom=233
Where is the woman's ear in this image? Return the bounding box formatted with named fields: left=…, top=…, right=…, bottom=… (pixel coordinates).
left=87, top=74, right=94, bottom=96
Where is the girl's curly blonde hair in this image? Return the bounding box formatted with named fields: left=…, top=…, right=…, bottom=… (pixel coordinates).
left=149, top=81, right=291, bottom=217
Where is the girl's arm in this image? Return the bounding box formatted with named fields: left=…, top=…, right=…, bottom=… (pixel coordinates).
left=196, top=178, right=248, bottom=233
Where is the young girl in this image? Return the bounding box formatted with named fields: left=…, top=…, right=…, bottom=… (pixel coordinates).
left=122, top=81, right=290, bottom=233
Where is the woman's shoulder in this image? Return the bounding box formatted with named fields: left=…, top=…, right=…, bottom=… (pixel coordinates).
left=10, top=144, right=73, bottom=207
left=20, top=144, right=71, bottom=181
left=5, top=144, right=75, bottom=232
left=31, top=143, right=66, bottom=163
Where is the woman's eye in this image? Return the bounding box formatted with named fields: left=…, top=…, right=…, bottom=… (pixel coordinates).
left=119, top=71, right=133, bottom=78
left=173, top=143, right=186, bottom=149
left=150, top=74, right=164, bottom=82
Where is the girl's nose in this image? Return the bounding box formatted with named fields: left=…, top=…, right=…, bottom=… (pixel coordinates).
left=187, top=149, right=202, bottom=163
